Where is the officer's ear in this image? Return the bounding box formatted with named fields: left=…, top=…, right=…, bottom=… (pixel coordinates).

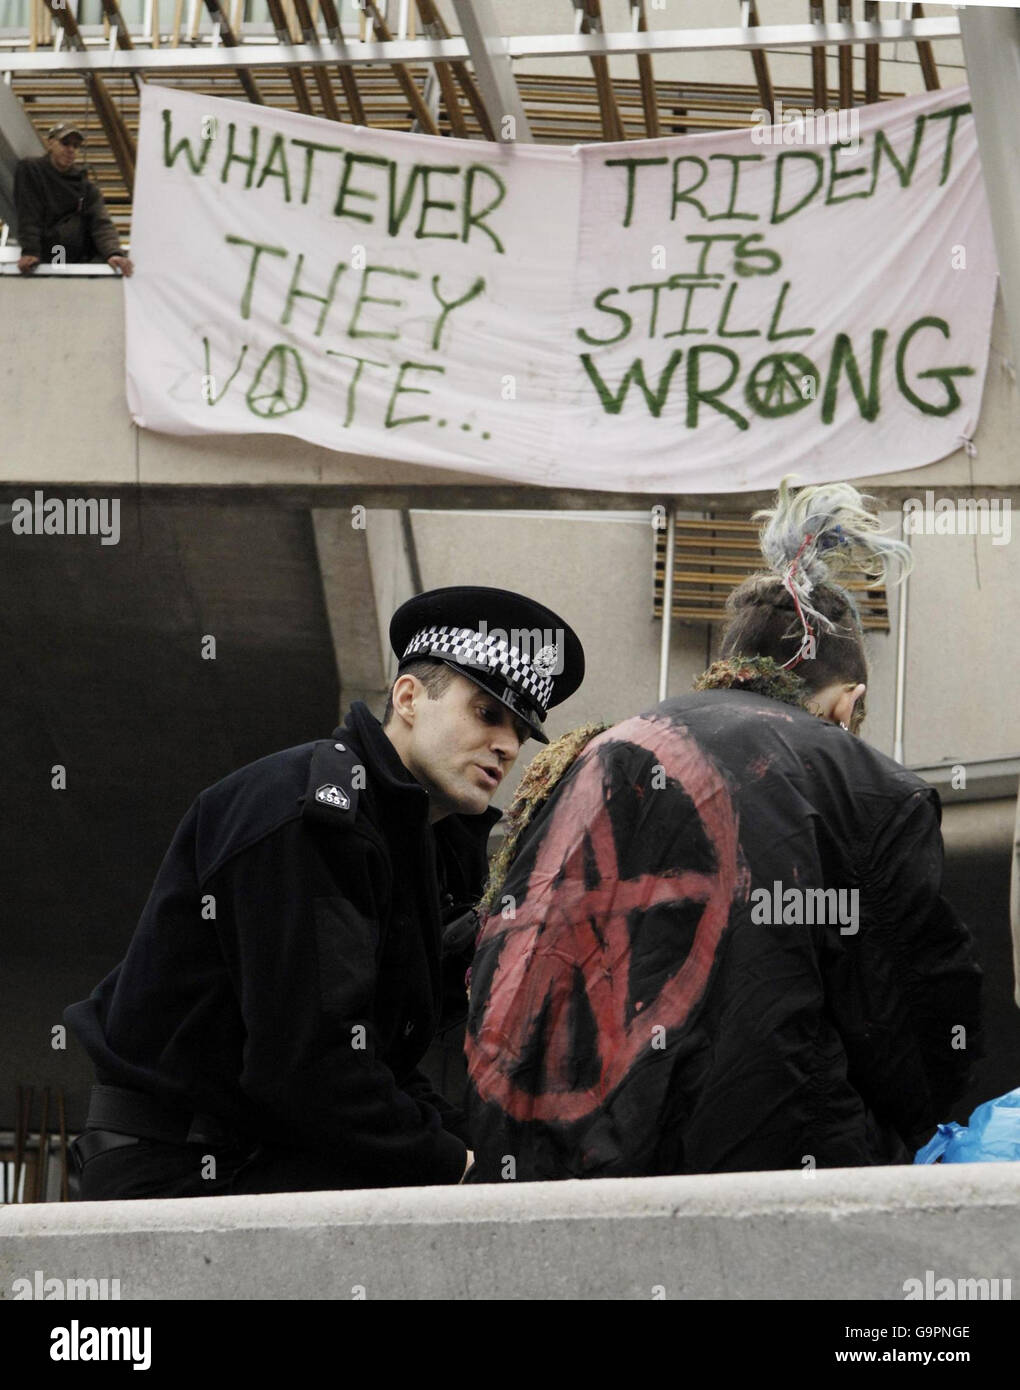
left=389, top=672, right=421, bottom=729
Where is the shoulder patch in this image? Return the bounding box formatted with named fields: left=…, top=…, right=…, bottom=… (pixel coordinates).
left=315, top=783, right=350, bottom=810
left=303, top=739, right=360, bottom=827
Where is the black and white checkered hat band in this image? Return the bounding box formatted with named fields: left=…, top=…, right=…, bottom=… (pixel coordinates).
left=402, top=624, right=555, bottom=711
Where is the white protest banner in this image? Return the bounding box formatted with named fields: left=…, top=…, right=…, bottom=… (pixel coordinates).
left=126, top=84, right=997, bottom=494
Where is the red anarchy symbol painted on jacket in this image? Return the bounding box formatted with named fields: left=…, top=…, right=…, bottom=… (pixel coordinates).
left=465, top=714, right=748, bottom=1125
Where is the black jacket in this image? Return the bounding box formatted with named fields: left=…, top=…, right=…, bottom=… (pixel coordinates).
left=465, top=691, right=983, bottom=1180
left=66, top=702, right=500, bottom=1188
left=14, top=155, right=123, bottom=263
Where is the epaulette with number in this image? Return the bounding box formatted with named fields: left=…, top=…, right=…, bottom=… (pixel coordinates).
left=302, top=737, right=362, bottom=828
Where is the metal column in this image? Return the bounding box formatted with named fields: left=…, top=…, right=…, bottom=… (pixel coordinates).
left=892, top=507, right=912, bottom=767
left=450, top=0, right=531, bottom=142
left=657, top=506, right=676, bottom=702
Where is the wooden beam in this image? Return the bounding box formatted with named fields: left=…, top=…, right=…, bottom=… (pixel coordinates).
left=265, top=0, right=314, bottom=113
left=317, top=0, right=368, bottom=125
left=363, top=0, right=440, bottom=135
left=99, top=0, right=144, bottom=97
left=864, top=0, right=879, bottom=104
left=99, top=0, right=135, bottom=49
left=201, top=0, right=264, bottom=104
left=420, top=0, right=494, bottom=139
left=88, top=77, right=137, bottom=190
left=810, top=0, right=827, bottom=109
left=911, top=2, right=940, bottom=90
left=414, top=0, right=470, bottom=137
left=632, top=1, right=660, bottom=138
left=578, top=0, right=626, bottom=142
left=837, top=0, right=854, bottom=108
left=292, top=0, right=342, bottom=120
left=747, top=1, right=775, bottom=119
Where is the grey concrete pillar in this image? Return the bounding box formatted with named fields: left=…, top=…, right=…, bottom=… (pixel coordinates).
left=0, top=76, right=44, bottom=234
left=959, top=7, right=1020, bottom=360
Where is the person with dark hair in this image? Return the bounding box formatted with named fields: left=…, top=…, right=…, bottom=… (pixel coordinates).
left=65, top=585, right=583, bottom=1199
left=463, top=480, right=983, bottom=1181
left=14, top=123, right=133, bottom=276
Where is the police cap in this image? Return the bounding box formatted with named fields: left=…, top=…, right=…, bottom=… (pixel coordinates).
left=389, top=586, right=584, bottom=745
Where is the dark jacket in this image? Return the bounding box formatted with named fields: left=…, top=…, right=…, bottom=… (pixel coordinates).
left=66, top=702, right=500, bottom=1189
left=14, top=154, right=122, bottom=263
left=465, top=690, right=983, bottom=1180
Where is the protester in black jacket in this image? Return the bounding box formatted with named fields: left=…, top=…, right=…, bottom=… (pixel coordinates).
left=464, top=480, right=983, bottom=1180
left=14, top=123, right=133, bottom=275
left=66, top=586, right=584, bottom=1198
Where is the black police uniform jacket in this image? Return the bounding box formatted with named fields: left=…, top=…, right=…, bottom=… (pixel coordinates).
left=66, top=702, right=500, bottom=1188
left=464, top=690, right=983, bottom=1181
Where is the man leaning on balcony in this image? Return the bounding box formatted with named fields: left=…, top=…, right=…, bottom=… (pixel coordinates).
left=14, top=122, right=134, bottom=277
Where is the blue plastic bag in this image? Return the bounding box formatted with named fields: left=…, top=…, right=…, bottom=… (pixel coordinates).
left=914, top=1087, right=1020, bottom=1163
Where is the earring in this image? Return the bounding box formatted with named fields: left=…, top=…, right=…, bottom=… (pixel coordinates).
left=839, top=721, right=849, bottom=730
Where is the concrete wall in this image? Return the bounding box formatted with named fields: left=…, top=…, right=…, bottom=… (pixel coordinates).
left=0, top=279, right=497, bottom=495
left=2, top=1164, right=1017, bottom=1300
left=406, top=496, right=1020, bottom=780
left=2, top=276, right=1017, bottom=773
left=1, top=257, right=1018, bottom=502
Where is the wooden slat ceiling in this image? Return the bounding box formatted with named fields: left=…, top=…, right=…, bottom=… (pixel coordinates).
left=653, top=518, right=892, bottom=629
left=7, top=68, right=907, bottom=243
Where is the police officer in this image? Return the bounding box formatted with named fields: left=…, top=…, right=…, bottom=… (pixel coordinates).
left=65, top=586, right=584, bottom=1198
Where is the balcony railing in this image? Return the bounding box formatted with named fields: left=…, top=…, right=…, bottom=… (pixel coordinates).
left=0, top=0, right=379, bottom=49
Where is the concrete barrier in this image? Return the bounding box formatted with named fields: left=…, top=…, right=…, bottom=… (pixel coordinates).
left=2, top=1163, right=1017, bottom=1300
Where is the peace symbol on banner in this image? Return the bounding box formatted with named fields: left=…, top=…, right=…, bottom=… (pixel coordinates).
left=465, top=713, right=749, bottom=1125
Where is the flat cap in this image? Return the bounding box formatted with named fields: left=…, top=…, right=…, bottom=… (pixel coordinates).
left=47, top=123, right=85, bottom=143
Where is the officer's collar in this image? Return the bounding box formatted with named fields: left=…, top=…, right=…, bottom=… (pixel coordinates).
left=340, top=701, right=505, bottom=837
left=436, top=801, right=503, bottom=847
left=340, top=701, right=427, bottom=801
